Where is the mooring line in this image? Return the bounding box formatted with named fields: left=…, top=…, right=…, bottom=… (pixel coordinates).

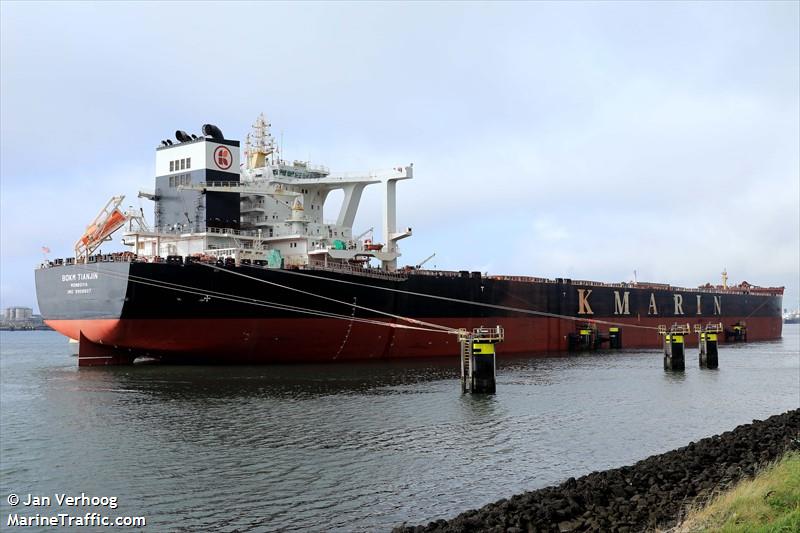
left=195, top=262, right=459, bottom=334
left=73, top=264, right=452, bottom=335
left=273, top=268, right=663, bottom=331
left=744, top=297, right=772, bottom=319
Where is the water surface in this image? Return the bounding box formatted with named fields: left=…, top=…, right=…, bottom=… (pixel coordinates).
left=1, top=326, right=798, bottom=531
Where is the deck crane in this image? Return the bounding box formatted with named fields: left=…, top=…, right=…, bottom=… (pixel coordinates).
left=416, top=252, right=436, bottom=269
left=354, top=227, right=374, bottom=242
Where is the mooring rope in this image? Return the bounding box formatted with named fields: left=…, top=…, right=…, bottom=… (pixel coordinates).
left=74, top=264, right=454, bottom=335
left=68, top=260, right=748, bottom=335
left=744, top=296, right=772, bottom=320
left=272, top=267, right=663, bottom=331
left=195, top=262, right=459, bottom=334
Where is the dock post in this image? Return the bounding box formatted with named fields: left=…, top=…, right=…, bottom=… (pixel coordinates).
left=459, top=326, right=504, bottom=394
left=608, top=327, right=622, bottom=349
left=695, top=323, right=722, bottom=369
left=568, top=323, right=597, bottom=351
left=659, top=324, right=689, bottom=371
left=725, top=322, right=747, bottom=342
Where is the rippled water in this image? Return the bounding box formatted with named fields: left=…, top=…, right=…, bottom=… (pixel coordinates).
left=1, top=327, right=798, bottom=532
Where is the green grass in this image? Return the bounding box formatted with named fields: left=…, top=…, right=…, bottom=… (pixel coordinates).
left=676, top=451, right=800, bottom=532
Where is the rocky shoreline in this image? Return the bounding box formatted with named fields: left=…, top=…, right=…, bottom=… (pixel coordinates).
left=394, top=409, right=800, bottom=533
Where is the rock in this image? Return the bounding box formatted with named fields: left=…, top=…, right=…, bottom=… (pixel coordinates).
left=393, top=409, right=800, bottom=533
left=557, top=519, right=581, bottom=532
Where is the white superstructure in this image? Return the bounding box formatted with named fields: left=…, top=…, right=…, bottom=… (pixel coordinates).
left=123, top=114, right=413, bottom=271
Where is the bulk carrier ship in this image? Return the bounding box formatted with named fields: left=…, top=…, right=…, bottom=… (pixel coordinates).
left=35, top=116, right=784, bottom=365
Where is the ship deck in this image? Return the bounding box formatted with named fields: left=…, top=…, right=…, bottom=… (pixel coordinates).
left=38, top=252, right=785, bottom=298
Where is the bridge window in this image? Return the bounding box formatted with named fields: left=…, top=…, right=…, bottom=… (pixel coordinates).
left=169, top=174, right=191, bottom=187
left=169, top=159, right=191, bottom=173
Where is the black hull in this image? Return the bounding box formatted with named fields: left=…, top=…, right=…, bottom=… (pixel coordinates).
left=35, top=262, right=784, bottom=363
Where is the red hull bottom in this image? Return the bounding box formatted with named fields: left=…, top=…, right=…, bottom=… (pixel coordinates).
left=46, top=316, right=784, bottom=366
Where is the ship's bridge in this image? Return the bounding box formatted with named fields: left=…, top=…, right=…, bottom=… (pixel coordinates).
left=127, top=114, right=413, bottom=271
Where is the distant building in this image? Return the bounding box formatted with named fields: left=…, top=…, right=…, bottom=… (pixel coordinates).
left=0, top=307, right=50, bottom=330
left=3, top=307, right=33, bottom=322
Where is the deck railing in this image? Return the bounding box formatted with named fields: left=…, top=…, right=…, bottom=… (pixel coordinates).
left=305, top=259, right=409, bottom=281
left=30, top=257, right=786, bottom=296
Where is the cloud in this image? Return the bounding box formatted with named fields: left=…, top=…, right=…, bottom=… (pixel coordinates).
left=1, top=1, right=798, bottom=311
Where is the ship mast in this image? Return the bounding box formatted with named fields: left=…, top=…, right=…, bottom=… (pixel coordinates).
left=246, top=113, right=276, bottom=170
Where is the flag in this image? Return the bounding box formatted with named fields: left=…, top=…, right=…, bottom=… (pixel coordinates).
left=41, top=246, right=51, bottom=254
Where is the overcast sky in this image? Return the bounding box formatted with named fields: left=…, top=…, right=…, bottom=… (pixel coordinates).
left=1, top=1, right=798, bottom=312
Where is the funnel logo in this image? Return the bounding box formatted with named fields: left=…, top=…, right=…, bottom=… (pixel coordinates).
left=213, top=146, right=232, bottom=170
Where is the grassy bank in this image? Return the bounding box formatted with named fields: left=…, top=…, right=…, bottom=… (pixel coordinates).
left=676, top=451, right=799, bottom=532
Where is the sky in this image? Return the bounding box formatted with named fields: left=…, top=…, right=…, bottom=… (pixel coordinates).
left=1, top=1, right=798, bottom=313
